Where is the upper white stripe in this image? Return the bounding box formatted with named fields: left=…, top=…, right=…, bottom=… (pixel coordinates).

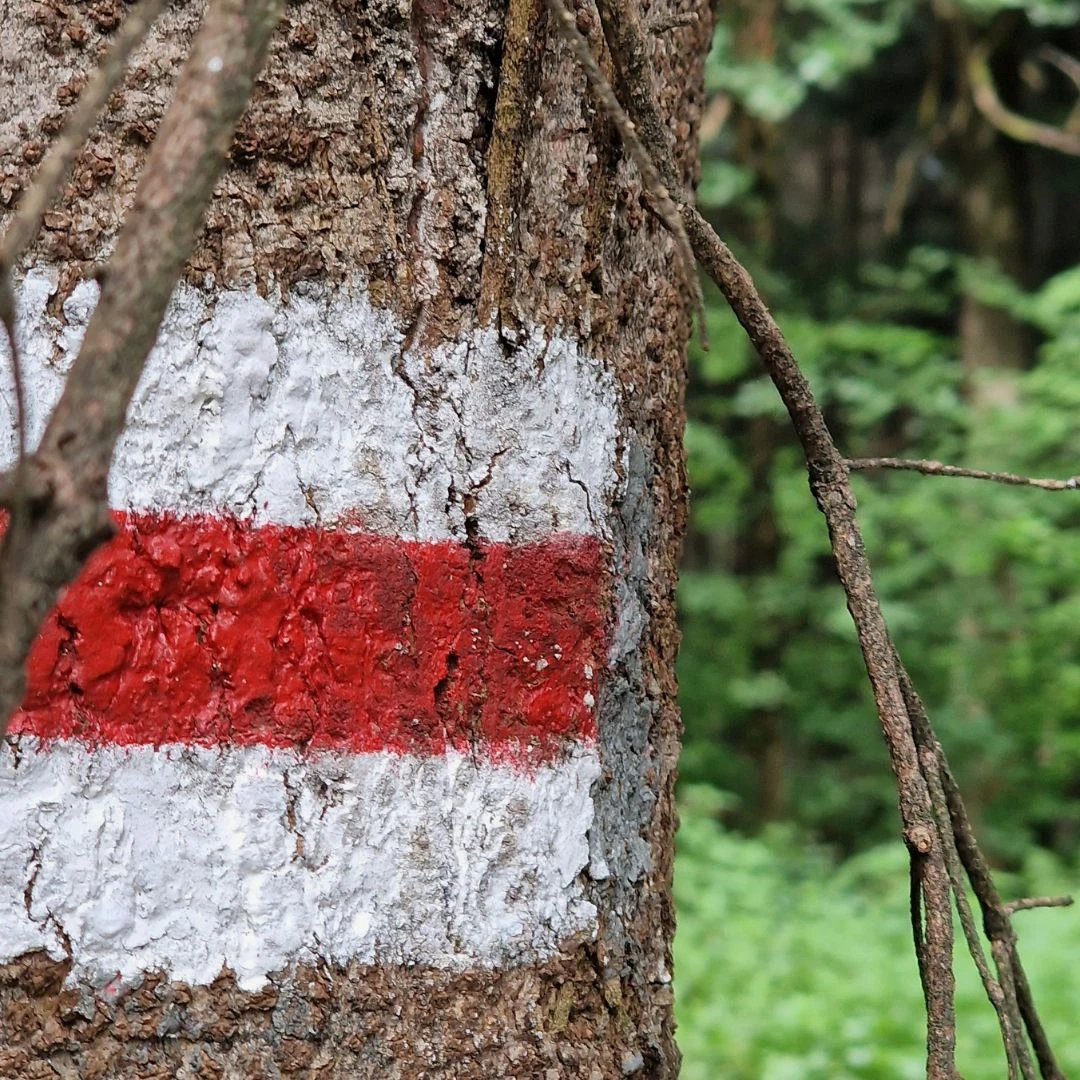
left=3, top=270, right=620, bottom=541
left=0, top=740, right=600, bottom=990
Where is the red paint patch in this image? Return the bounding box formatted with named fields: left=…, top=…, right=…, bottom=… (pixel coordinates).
left=10, top=514, right=607, bottom=761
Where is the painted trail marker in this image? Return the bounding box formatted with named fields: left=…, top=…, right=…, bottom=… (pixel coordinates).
left=0, top=271, right=620, bottom=991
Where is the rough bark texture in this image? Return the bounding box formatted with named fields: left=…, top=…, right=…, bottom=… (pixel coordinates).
left=0, top=0, right=709, bottom=1073
left=0, top=953, right=625, bottom=1079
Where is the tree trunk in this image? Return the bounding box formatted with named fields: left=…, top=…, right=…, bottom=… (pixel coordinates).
left=953, top=24, right=1031, bottom=402
left=0, top=0, right=708, bottom=1075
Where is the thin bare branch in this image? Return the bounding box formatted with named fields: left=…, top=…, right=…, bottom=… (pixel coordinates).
left=906, top=677, right=1032, bottom=1078
left=1005, top=896, right=1074, bottom=916
left=542, top=0, right=706, bottom=343
left=0, top=0, right=283, bottom=736
left=583, top=3, right=960, bottom=1072
left=1013, top=951, right=1068, bottom=1080
left=906, top=665, right=1067, bottom=1080
left=571, top=4, right=1069, bottom=1077
left=0, top=0, right=168, bottom=539
left=845, top=457, right=1079, bottom=491
left=0, top=0, right=168, bottom=274
left=683, top=140, right=962, bottom=1080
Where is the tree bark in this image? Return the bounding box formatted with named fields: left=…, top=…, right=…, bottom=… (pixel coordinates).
left=0, top=0, right=709, bottom=1075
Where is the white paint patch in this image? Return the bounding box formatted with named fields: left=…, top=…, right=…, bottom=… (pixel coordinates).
left=0, top=740, right=600, bottom=990
left=2, top=269, right=620, bottom=542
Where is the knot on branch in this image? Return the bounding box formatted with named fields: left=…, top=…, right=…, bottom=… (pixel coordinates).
left=905, top=823, right=936, bottom=855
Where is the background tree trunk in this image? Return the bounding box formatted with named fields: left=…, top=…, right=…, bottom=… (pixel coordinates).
left=0, top=0, right=709, bottom=1075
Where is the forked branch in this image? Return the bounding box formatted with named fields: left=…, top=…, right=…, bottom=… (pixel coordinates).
left=0, top=0, right=283, bottom=735
left=0, top=0, right=169, bottom=549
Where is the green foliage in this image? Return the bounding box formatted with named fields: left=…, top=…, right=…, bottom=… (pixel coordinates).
left=676, top=0, right=1080, bottom=1067
left=674, top=792, right=1080, bottom=1079
left=680, top=253, right=1080, bottom=855
left=705, top=2, right=909, bottom=124
left=959, top=0, right=1080, bottom=25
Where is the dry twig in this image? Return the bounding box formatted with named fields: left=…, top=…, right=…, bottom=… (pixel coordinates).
left=1005, top=896, right=1074, bottom=916
left=541, top=0, right=705, bottom=341
left=901, top=670, right=1034, bottom=1078
left=902, top=665, right=1068, bottom=1080
left=846, top=457, right=1079, bottom=491
left=0, top=0, right=169, bottom=523
left=553, top=2, right=954, bottom=1070
left=0, top=0, right=283, bottom=735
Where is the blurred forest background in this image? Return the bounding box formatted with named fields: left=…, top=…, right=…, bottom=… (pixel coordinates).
left=671, top=1, right=1080, bottom=1075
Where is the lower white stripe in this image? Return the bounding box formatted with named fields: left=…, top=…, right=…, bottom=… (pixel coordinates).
left=0, top=741, right=600, bottom=990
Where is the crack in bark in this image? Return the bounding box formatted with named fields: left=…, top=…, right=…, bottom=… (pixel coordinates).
left=282, top=768, right=305, bottom=864
left=22, top=842, right=73, bottom=966
left=21, top=844, right=42, bottom=924
left=400, top=0, right=436, bottom=359
left=564, top=460, right=595, bottom=530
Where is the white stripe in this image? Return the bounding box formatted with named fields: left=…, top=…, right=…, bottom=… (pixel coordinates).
left=0, top=740, right=600, bottom=990
left=4, top=269, right=620, bottom=541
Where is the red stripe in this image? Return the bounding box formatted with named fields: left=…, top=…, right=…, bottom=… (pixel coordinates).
left=9, top=513, right=607, bottom=760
